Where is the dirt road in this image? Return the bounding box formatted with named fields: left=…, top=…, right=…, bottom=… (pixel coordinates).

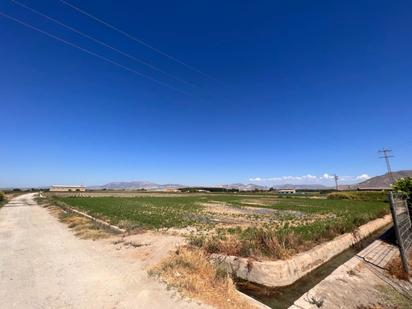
left=0, top=193, right=206, bottom=309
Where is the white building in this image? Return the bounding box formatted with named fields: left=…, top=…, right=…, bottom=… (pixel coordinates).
left=49, top=185, right=86, bottom=192
left=278, top=189, right=296, bottom=194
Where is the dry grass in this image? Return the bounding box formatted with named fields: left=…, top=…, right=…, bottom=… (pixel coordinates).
left=359, top=284, right=412, bottom=309
left=60, top=214, right=111, bottom=240
left=386, top=249, right=412, bottom=281
left=190, top=228, right=307, bottom=260
left=376, top=285, right=412, bottom=309
left=150, top=246, right=256, bottom=309
left=43, top=203, right=111, bottom=240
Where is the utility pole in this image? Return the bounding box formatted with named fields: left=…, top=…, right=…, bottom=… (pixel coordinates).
left=379, top=148, right=395, bottom=182
left=334, top=174, right=339, bottom=191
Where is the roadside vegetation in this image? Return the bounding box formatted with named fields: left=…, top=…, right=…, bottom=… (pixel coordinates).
left=392, top=177, right=412, bottom=206
left=1, top=189, right=34, bottom=203
left=150, top=246, right=254, bottom=309
left=386, top=177, right=412, bottom=281
left=37, top=197, right=112, bottom=240
left=0, top=191, right=5, bottom=207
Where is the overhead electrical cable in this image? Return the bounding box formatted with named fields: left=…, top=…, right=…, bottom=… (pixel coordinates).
left=59, top=0, right=223, bottom=84
left=10, top=0, right=198, bottom=88
left=0, top=11, right=190, bottom=95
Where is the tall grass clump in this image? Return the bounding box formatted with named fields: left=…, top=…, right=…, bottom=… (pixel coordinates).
left=190, top=227, right=305, bottom=260
left=150, top=246, right=252, bottom=309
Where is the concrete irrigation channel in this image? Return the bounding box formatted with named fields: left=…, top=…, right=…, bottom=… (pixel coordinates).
left=213, top=215, right=392, bottom=287
left=211, top=215, right=393, bottom=308
left=237, top=225, right=393, bottom=308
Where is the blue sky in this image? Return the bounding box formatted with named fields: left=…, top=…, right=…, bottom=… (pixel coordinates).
left=1, top=0, right=411, bottom=188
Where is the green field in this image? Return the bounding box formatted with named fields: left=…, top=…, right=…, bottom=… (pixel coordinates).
left=54, top=195, right=205, bottom=229
left=50, top=192, right=390, bottom=259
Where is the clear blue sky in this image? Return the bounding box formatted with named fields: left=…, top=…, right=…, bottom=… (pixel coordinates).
left=1, top=0, right=411, bottom=188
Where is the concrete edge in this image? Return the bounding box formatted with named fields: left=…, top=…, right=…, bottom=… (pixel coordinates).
left=289, top=237, right=407, bottom=309
left=236, top=290, right=271, bottom=309
left=46, top=198, right=127, bottom=234
left=66, top=207, right=127, bottom=233
left=211, top=214, right=392, bottom=287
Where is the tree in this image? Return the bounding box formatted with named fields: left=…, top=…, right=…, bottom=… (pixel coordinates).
left=392, top=177, right=412, bottom=217
left=392, top=177, right=412, bottom=199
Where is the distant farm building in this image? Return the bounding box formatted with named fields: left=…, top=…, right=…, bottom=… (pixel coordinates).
left=50, top=185, right=86, bottom=192
left=278, top=189, right=296, bottom=194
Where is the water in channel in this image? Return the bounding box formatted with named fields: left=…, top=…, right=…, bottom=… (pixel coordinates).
left=236, top=225, right=393, bottom=309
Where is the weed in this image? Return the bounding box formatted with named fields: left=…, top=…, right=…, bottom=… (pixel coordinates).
left=151, top=246, right=254, bottom=309
left=308, top=296, right=324, bottom=307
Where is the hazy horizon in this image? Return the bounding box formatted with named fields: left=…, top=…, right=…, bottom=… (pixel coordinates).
left=3, top=170, right=410, bottom=188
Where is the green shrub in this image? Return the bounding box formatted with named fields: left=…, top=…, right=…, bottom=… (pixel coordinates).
left=0, top=191, right=4, bottom=202
left=392, top=177, right=412, bottom=207
left=392, top=177, right=412, bottom=198
left=327, top=191, right=387, bottom=201
left=327, top=192, right=353, bottom=200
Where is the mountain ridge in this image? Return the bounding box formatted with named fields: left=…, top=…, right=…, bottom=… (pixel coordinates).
left=88, top=181, right=330, bottom=190
left=88, top=170, right=411, bottom=191
left=343, top=170, right=412, bottom=189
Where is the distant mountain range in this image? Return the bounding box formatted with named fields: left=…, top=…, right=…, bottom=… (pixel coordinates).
left=88, top=181, right=183, bottom=190
left=89, top=181, right=329, bottom=191
left=88, top=170, right=411, bottom=191
left=217, top=183, right=268, bottom=190
left=342, top=170, right=412, bottom=190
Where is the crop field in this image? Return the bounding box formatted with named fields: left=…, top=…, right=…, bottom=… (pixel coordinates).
left=50, top=192, right=390, bottom=259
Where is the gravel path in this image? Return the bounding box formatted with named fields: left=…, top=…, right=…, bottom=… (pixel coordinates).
left=0, top=193, right=206, bottom=309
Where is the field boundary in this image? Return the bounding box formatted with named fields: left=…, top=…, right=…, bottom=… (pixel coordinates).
left=50, top=200, right=126, bottom=234
left=211, top=214, right=392, bottom=287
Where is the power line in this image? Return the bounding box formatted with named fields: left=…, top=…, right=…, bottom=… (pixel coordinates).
left=58, top=0, right=223, bottom=84
left=333, top=174, right=339, bottom=191
left=10, top=0, right=199, bottom=88
left=379, top=148, right=394, bottom=183
left=0, top=11, right=189, bottom=95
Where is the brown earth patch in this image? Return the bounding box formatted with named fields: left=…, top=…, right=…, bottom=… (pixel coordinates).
left=239, top=199, right=278, bottom=206
left=201, top=202, right=247, bottom=215
left=386, top=248, right=412, bottom=281
left=111, top=231, right=187, bottom=267
left=201, top=202, right=286, bottom=217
